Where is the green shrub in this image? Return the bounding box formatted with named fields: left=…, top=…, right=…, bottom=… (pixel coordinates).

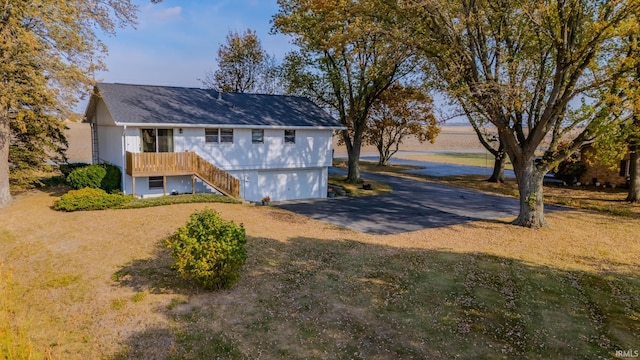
left=554, top=160, right=587, bottom=184
left=100, top=164, right=122, bottom=193
left=59, top=162, right=90, bottom=177
left=65, top=164, right=122, bottom=192
left=66, top=165, right=106, bottom=190
left=54, top=188, right=130, bottom=211
left=167, top=209, right=247, bottom=290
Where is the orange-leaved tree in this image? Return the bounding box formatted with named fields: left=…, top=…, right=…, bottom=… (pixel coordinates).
left=364, top=84, right=440, bottom=166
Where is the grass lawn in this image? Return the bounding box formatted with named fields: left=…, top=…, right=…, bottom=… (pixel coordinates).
left=328, top=175, right=392, bottom=197
left=0, top=189, right=639, bottom=359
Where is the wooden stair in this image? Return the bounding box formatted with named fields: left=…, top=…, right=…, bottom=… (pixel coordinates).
left=125, top=151, right=240, bottom=198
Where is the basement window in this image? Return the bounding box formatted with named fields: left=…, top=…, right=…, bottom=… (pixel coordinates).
left=149, top=176, right=164, bottom=189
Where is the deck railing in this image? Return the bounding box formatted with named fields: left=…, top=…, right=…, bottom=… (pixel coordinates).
left=125, top=151, right=240, bottom=198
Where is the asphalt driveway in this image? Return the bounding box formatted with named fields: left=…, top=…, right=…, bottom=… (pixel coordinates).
left=277, top=169, right=524, bottom=235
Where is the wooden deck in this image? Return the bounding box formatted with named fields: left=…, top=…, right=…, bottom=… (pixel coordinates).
left=125, top=151, right=240, bottom=198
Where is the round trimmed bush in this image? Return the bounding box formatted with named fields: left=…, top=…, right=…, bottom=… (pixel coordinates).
left=167, top=209, right=247, bottom=290
left=65, top=164, right=122, bottom=193
left=66, top=165, right=106, bottom=190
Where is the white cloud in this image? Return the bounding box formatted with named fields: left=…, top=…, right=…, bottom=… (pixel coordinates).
left=140, top=5, right=183, bottom=26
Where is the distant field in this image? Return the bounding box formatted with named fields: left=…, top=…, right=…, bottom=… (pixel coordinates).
left=64, top=122, right=91, bottom=163
left=333, top=126, right=487, bottom=155
left=397, top=152, right=514, bottom=169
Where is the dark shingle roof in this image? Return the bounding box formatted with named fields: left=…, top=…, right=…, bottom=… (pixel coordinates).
left=90, top=83, right=342, bottom=128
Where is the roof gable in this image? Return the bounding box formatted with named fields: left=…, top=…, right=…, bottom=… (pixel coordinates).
left=89, top=83, right=342, bottom=128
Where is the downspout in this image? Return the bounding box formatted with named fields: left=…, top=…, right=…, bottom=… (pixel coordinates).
left=122, top=125, right=127, bottom=194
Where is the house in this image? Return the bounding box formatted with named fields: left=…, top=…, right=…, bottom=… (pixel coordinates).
left=84, top=83, right=343, bottom=202
left=579, top=144, right=631, bottom=187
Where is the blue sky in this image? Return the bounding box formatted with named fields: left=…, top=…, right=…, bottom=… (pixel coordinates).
left=95, top=0, right=293, bottom=87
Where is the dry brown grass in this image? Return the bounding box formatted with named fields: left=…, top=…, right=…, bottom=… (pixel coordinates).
left=328, top=175, right=393, bottom=197
left=1, top=189, right=639, bottom=359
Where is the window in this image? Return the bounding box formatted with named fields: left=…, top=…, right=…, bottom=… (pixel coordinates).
left=284, top=130, right=295, bottom=144
left=205, top=128, right=233, bottom=144
left=141, top=128, right=173, bottom=152
left=157, top=129, right=173, bottom=152
left=205, top=129, right=219, bottom=143
left=252, top=129, right=264, bottom=144
left=149, top=176, right=164, bottom=189
left=220, top=129, right=234, bottom=143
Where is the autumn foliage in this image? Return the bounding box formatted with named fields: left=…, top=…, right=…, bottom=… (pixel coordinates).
left=365, top=84, right=440, bottom=166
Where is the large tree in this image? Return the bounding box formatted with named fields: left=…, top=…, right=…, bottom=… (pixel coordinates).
left=365, top=83, right=440, bottom=166
left=201, top=29, right=281, bottom=94
left=273, top=0, right=419, bottom=182
left=406, top=0, right=639, bottom=227
left=590, top=30, right=640, bottom=202
left=0, top=0, right=138, bottom=207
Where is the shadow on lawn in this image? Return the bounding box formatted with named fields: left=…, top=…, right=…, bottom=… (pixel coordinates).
left=110, top=235, right=640, bottom=360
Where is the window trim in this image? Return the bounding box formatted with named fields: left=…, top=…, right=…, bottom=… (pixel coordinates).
left=252, top=129, right=264, bottom=144
left=284, top=129, right=296, bottom=144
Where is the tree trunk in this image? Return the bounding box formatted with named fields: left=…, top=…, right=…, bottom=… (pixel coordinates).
left=378, top=148, right=390, bottom=166
left=376, top=142, right=389, bottom=166
left=626, top=146, right=639, bottom=203
left=487, top=151, right=506, bottom=183
left=0, top=115, right=11, bottom=207
left=512, top=161, right=546, bottom=228
left=346, top=136, right=362, bottom=182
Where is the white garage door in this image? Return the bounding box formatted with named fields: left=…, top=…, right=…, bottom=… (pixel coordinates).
left=257, top=169, right=322, bottom=201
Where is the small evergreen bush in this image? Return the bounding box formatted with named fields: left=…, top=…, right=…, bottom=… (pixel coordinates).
left=100, top=164, right=122, bottom=193
left=65, top=164, right=122, bottom=192
left=54, top=188, right=130, bottom=211
left=167, top=209, right=247, bottom=290
left=66, top=165, right=106, bottom=190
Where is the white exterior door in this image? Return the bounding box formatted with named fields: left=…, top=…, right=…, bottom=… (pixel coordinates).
left=257, top=169, right=323, bottom=201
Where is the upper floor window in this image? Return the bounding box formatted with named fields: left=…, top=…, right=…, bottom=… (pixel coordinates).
left=142, top=128, right=173, bottom=153
left=252, top=129, right=264, bottom=144
left=284, top=130, right=296, bottom=144
left=220, top=128, right=234, bottom=143
left=205, top=128, right=234, bottom=144
left=205, top=128, right=219, bottom=143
